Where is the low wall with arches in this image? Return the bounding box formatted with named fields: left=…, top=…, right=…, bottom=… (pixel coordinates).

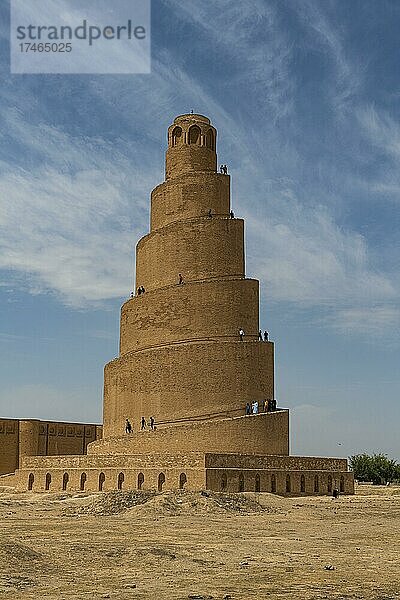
left=5, top=451, right=206, bottom=493
left=206, top=468, right=354, bottom=496
left=20, top=467, right=206, bottom=494
left=2, top=450, right=354, bottom=497
left=205, top=452, right=354, bottom=495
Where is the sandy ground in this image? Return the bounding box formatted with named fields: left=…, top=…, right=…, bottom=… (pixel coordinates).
left=0, top=485, right=399, bottom=600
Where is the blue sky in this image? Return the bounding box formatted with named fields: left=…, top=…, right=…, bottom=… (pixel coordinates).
left=0, top=0, right=399, bottom=459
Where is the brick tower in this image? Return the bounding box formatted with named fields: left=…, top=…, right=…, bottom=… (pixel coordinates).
left=102, top=113, right=284, bottom=453
left=4, top=114, right=354, bottom=496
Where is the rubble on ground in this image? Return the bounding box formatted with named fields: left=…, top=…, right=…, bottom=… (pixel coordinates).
left=63, top=490, right=269, bottom=516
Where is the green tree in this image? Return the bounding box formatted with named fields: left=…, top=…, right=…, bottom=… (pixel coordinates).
left=349, top=453, right=399, bottom=485
left=349, top=453, right=373, bottom=482
left=370, top=454, right=398, bottom=485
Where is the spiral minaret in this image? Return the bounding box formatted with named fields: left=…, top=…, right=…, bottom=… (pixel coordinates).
left=102, top=113, right=277, bottom=450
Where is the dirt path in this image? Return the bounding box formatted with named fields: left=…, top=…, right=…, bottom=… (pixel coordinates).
left=0, top=486, right=399, bottom=599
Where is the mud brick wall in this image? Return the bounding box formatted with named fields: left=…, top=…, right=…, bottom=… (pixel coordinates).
left=0, top=418, right=102, bottom=475
left=10, top=448, right=353, bottom=496
left=103, top=343, right=275, bottom=438
left=15, top=466, right=206, bottom=493
left=136, top=218, right=245, bottom=292
left=15, top=452, right=208, bottom=492
left=37, top=422, right=102, bottom=457
left=91, top=412, right=289, bottom=457
left=0, top=419, right=19, bottom=475
left=120, top=278, right=260, bottom=355
left=21, top=452, right=206, bottom=471
left=205, top=453, right=348, bottom=471
left=151, top=172, right=230, bottom=230
left=206, top=468, right=355, bottom=496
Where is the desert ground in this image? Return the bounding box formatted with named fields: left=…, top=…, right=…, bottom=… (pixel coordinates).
left=0, top=484, right=399, bottom=600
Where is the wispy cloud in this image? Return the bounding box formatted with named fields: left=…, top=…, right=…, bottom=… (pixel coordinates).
left=162, top=0, right=294, bottom=120
left=246, top=195, right=395, bottom=308
left=292, top=0, right=363, bottom=112
left=328, top=305, right=400, bottom=337
left=0, top=110, right=152, bottom=306
left=339, top=105, right=400, bottom=205
left=358, top=105, right=400, bottom=162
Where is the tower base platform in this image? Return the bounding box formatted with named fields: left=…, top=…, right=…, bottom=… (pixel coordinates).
left=89, top=411, right=290, bottom=457
left=1, top=415, right=354, bottom=497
